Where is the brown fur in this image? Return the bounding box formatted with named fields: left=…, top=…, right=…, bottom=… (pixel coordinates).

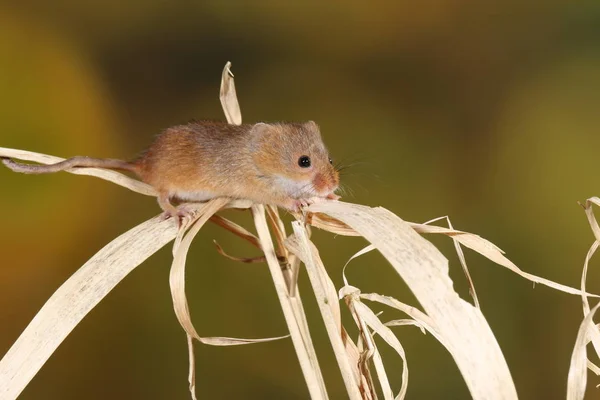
left=3, top=120, right=340, bottom=215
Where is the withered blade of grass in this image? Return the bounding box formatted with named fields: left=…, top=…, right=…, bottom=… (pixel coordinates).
left=252, top=205, right=330, bottom=399
left=579, top=197, right=600, bottom=355
left=414, top=215, right=595, bottom=298
left=345, top=297, right=381, bottom=400
left=209, top=214, right=288, bottom=263
left=170, top=199, right=292, bottom=399
left=266, top=205, right=305, bottom=295
left=354, top=297, right=409, bottom=400
left=305, top=211, right=361, bottom=236
left=436, top=216, right=480, bottom=308
left=308, top=201, right=519, bottom=400
left=287, top=224, right=364, bottom=400
left=567, top=196, right=600, bottom=398
left=266, top=205, right=290, bottom=259
left=219, top=61, right=242, bottom=126
left=170, top=198, right=230, bottom=340
left=209, top=214, right=263, bottom=250
left=0, top=214, right=179, bottom=400
left=567, top=302, right=600, bottom=400
left=213, top=240, right=285, bottom=264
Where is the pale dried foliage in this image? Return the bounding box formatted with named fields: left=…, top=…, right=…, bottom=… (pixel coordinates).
left=566, top=198, right=600, bottom=400
left=0, top=63, right=593, bottom=400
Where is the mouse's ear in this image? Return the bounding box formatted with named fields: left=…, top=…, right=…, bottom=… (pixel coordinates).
left=250, top=122, right=273, bottom=136
left=304, top=120, right=319, bottom=131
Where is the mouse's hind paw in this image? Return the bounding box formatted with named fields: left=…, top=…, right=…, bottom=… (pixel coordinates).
left=160, top=204, right=198, bottom=227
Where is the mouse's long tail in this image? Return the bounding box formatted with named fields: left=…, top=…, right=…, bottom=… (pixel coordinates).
left=1, top=156, right=139, bottom=175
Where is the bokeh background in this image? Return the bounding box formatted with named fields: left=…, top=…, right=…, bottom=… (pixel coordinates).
left=1, top=1, right=600, bottom=399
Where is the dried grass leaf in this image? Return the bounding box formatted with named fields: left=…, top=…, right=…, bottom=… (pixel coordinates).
left=253, top=206, right=330, bottom=400
left=580, top=198, right=600, bottom=358
left=358, top=293, right=447, bottom=349
left=213, top=240, right=268, bottom=263
left=210, top=214, right=262, bottom=249
left=306, top=211, right=361, bottom=236
left=345, top=288, right=409, bottom=400
left=384, top=319, right=427, bottom=334
left=170, top=197, right=272, bottom=344
left=434, top=216, right=479, bottom=307
left=412, top=222, right=597, bottom=297
left=170, top=199, right=291, bottom=399
left=286, top=222, right=364, bottom=400
left=310, top=201, right=593, bottom=298
left=219, top=61, right=242, bottom=126
left=308, top=201, right=518, bottom=400
left=587, top=360, right=600, bottom=376
left=0, top=214, right=179, bottom=399
left=567, top=302, right=600, bottom=400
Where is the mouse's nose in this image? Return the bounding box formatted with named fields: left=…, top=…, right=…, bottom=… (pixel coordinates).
left=312, top=170, right=340, bottom=197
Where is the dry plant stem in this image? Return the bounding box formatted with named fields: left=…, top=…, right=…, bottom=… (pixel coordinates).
left=210, top=213, right=287, bottom=264
left=287, top=223, right=364, bottom=400
left=441, top=216, right=480, bottom=308
left=219, top=61, right=242, bottom=125
left=264, top=207, right=317, bottom=344
left=0, top=214, right=179, bottom=400
left=213, top=241, right=271, bottom=263
left=252, top=205, right=329, bottom=400
left=170, top=199, right=226, bottom=400
left=309, top=206, right=593, bottom=298
left=266, top=205, right=300, bottom=294
left=168, top=199, right=290, bottom=398
left=580, top=198, right=600, bottom=356
left=170, top=199, right=229, bottom=341
left=566, top=197, right=600, bottom=398
left=309, top=201, right=518, bottom=400
left=345, top=298, right=387, bottom=399
left=567, top=302, right=600, bottom=400
left=209, top=214, right=262, bottom=250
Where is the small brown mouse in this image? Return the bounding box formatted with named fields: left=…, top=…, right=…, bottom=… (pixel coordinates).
left=2, top=120, right=340, bottom=218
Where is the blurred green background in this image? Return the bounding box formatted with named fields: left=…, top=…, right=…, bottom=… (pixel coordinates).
left=2, top=1, right=600, bottom=399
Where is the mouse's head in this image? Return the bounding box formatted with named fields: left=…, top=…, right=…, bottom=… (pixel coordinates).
left=251, top=121, right=339, bottom=200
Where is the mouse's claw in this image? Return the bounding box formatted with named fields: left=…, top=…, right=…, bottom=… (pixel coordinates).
left=160, top=204, right=196, bottom=227
left=281, top=198, right=308, bottom=212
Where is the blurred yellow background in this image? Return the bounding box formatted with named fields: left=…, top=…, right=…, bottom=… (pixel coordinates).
left=2, top=1, right=600, bottom=399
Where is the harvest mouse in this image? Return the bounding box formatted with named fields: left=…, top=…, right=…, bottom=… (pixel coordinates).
left=2, top=120, right=340, bottom=218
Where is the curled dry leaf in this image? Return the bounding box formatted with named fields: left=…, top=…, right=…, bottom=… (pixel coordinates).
left=431, top=216, right=479, bottom=308
left=343, top=286, right=409, bottom=400
left=220, top=61, right=242, bottom=126
left=308, top=201, right=595, bottom=299
left=286, top=223, right=363, bottom=400
left=0, top=214, right=179, bottom=399
left=170, top=201, right=291, bottom=400
left=566, top=197, right=600, bottom=398
left=579, top=197, right=600, bottom=358
left=567, top=302, right=600, bottom=400
left=308, top=200, right=518, bottom=400
left=253, top=206, right=330, bottom=400
left=169, top=197, right=285, bottom=345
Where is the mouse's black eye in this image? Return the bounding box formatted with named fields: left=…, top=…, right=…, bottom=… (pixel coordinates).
left=298, top=155, right=311, bottom=168
left=328, top=158, right=333, bottom=165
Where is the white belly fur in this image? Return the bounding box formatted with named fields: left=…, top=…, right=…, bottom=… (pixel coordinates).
left=172, top=190, right=217, bottom=202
